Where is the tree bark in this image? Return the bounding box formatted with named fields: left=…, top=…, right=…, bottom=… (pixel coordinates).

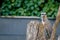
left=50, top=6, right=60, bottom=40
left=26, top=20, right=39, bottom=40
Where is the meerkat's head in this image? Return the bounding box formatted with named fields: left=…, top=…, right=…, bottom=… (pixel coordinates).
left=41, top=12, right=47, bottom=25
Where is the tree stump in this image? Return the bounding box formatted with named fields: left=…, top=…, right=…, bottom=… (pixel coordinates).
left=26, top=20, right=39, bottom=40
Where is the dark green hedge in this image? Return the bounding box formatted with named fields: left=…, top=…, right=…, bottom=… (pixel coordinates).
left=0, top=0, right=60, bottom=18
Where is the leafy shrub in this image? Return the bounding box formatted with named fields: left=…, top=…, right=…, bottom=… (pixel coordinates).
left=0, top=0, right=60, bottom=18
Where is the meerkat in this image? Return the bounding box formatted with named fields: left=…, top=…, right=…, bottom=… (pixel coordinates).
left=42, top=12, right=52, bottom=40
left=37, top=12, right=52, bottom=40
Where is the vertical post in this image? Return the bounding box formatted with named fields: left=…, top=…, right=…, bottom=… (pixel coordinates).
left=50, top=6, right=60, bottom=40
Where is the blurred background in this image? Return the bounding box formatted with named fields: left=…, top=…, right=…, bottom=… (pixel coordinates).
left=0, top=0, right=60, bottom=19
left=0, top=0, right=60, bottom=40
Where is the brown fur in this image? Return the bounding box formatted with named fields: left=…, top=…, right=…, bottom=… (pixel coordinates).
left=36, top=23, right=46, bottom=40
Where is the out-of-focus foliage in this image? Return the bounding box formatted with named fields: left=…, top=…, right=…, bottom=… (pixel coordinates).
left=0, top=0, right=60, bottom=18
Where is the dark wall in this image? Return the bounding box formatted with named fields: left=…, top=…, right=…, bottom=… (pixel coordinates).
left=0, top=18, right=40, bottom=40
left=0, top=18, right=60, bottom=40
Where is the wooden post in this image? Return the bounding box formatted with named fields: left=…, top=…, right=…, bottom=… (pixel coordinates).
left=26, top=20, right=39, bottom=40
left=50, top=6, right=60, bottom=40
